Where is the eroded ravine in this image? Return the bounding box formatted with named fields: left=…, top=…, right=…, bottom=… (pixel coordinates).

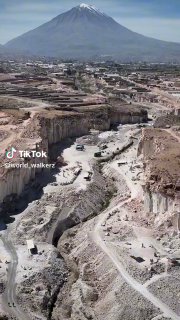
left=1, top=122, right=178, bottom=320
left=0, top=126, right=127, bottom=319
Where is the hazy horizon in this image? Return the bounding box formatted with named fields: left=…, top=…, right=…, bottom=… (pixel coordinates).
left=0, top=0, right=180, bottom=45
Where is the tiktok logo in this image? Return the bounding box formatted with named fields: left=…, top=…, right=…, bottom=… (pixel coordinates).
left=6, top=147, right=17, bottom=159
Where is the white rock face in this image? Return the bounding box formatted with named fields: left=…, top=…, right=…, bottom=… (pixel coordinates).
left=44, top=116, right=91, bottom=145
left=144, top=190, right=174, bottom=214
left=0, top=111, right=147, bottom=205
left=0, top=114, right=104, bottom=205
left=0, top=167, right=35, bottom=202
left=144, top=190, right=180, bottom=232
left=0, top=154, right=47, bottom=203
left=139, top=128, right=180, bottom=217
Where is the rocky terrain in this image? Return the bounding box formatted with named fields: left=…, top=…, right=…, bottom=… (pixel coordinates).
left=0, top=89, right=147, bottom=206
left=0, top=67, right=179, bottom=320
left=138, top=128, right=180, bottom=213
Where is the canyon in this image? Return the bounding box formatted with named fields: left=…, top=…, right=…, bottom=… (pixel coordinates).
left=0, top=64, right=179, bottom=320
left=0, top=101, right=147, bottom=206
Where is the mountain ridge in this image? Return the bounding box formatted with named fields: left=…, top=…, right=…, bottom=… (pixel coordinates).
left=5, top=3, right=180, bottom=61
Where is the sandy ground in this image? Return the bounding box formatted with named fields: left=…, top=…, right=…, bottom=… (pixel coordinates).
left=44, top=125, right=133, bottom=193
left=16, top=243, right=57, bottom=283
left=62, top=143, right=98, bottom=190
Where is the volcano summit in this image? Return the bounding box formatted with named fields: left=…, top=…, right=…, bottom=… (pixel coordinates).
left=5, top=3, right=180, bottom=61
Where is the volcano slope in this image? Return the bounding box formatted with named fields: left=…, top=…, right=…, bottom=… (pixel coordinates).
left=5, top=4, right=180, bottom=61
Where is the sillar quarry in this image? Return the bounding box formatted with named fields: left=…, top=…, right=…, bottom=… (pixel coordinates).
left=0, top=59, right=179, bottom=320
left=2, top=1, right=180, bottom=311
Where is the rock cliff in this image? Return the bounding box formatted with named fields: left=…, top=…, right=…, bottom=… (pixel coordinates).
left=139, top=128, right=180, bottom=215
left=0, top=106, right=148, bottom=207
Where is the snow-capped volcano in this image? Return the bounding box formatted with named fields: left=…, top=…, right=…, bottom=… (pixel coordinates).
left=78, top=3, right=107, bottom=16
left=5, top=3, right=180, bottom=61
left=79, top=3, right=92, bottom=8
left=79, top=3, right=96, bottom=10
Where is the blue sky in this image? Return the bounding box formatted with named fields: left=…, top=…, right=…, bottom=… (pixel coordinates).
left=0, top=0, right=180, bottom=44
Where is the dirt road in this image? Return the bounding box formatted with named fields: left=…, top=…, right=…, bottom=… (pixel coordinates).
left=92, top=142, right=180, bottom=320
left=1, top=236, right=31, bottom=320
left=93, top=202, right=179, bottom=319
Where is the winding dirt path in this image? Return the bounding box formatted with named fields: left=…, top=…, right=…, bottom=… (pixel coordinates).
left=92, top=142, right=179, bottom=320
left=1, top=235, right=31, bottom=320
left=93, top=203, right=179, bottom=320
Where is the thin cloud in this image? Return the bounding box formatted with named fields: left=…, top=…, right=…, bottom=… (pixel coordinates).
left=116, top=17, right=180, bottom=43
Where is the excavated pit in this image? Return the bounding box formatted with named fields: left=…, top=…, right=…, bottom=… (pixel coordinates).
left=0, top=168, right=57, bottom=225
left=0, top=105, right=147, bottom=210
left=0, top=101, right=151, bottom=320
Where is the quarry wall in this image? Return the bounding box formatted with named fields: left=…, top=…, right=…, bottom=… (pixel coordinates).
left=139, top=128, right=180, bottom=216
left=144, top=189, right=175, bottom=214
left=0, top=107, right=148, bottom=207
